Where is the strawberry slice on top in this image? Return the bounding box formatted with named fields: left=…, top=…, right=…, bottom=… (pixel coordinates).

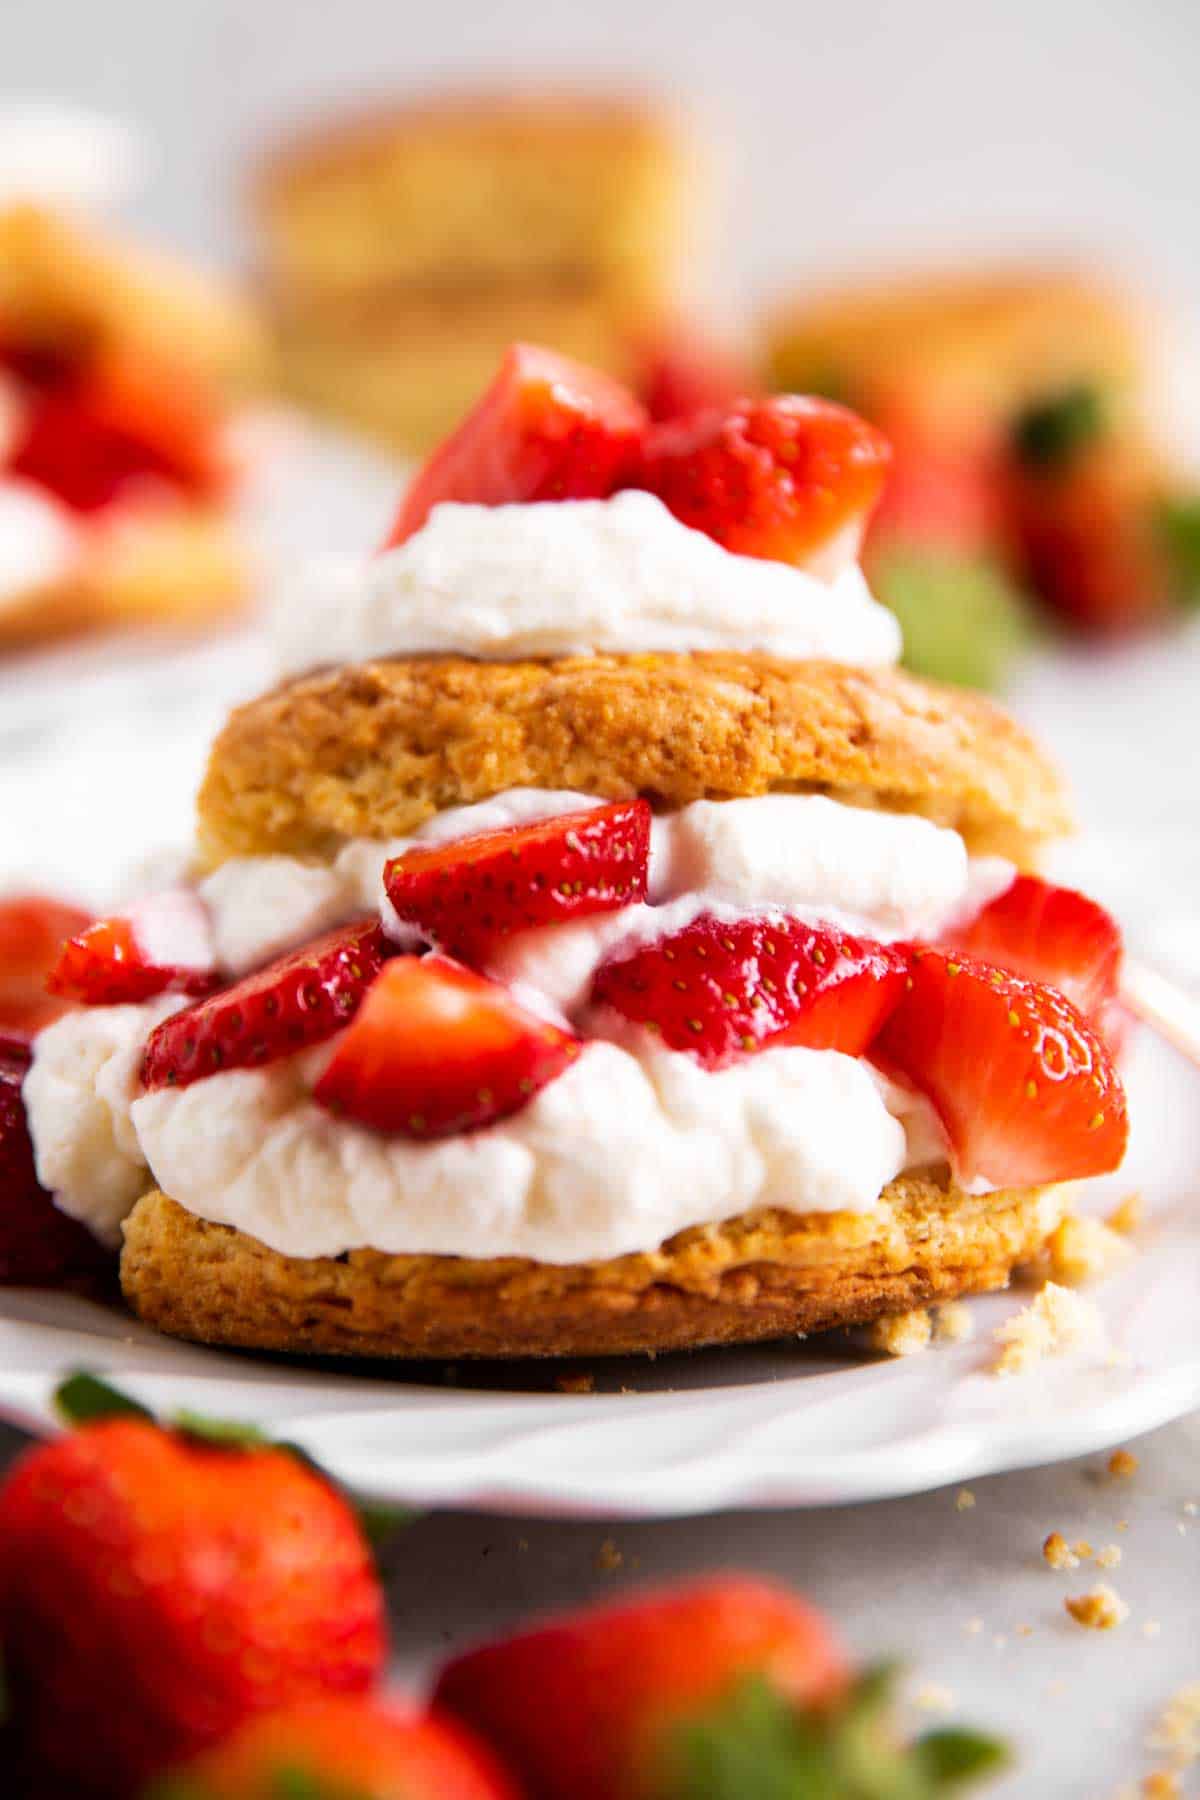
left=314, top=953, right=579, bottom=1138
left=944, top=873, right=1123, bottom=1025
left=874, top=948, right=1127, bottom=1188
left=630, top=395, right=892, bottom=572
left=383, top=343, right=648, bottom=548
left=48, top=891, right=218, bottom=1007
left=384, top=800, right=651, bottom=962
left=141, top=918, right=388, bottom=1092
left=592, top=915, right=908, bottom=1069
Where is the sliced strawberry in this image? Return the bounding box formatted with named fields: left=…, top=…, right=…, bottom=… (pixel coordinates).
left=48, top=891, right=218, bottom=1007
left=634, top=323, right=756, bottom=424
left=141, top=919, right=388, bottom=1092
left=9, top=348, right=227, bottom=516
left=0, top=1038, right=111, bottom=1285
left=874, top=949, right=1128, bottom=1187
left=945, top=874, right=1123, bottom=1025
left=0, top=892, right=92, bottom=1040
left=591, top=915, right=908, bottom=1069
left=314, top=954, right=579, bottom=1138
left=384, top=800, right=651, bottom=962
left=383, top=343, right=647, bottom=547
left=629, top=396, right=892, bottom=570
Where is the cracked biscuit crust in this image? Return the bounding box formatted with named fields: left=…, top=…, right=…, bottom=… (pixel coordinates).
left=120, top=1175, right=1066, bottom=1359
left=196, top=653, right=1070, bottom=866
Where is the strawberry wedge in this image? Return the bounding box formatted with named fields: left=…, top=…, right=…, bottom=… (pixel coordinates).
left=383, top=343, right=647, bottom=547
left=141, top=919, right=389, bottom=1091
left=874, top=949, right=1128, bottom=1188
left=944, top=874, right=1123, bottom=1025
left=630, top=395, right=892, bottom=570
left=48, top=892, right=218, bottom=1007
left=0, top=893, right=92, bottom=1039
left=384, top=800, right=651, bottom=962
left=314, top=954, right=579, bottom=1137
left=592, top=916, right=908, bottom=1069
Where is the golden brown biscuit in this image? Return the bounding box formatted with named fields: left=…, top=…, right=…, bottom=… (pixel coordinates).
left=196, top=652, right=1070, bottom=867
left=252, top=90, right=685, bottom=307
left=0, top=507, right=247, bottom=652
left=121, top=1176, right=1067, bottom=1359
left=0, top=204, right=267, bottom=393
left=764, top=264, right=1145, bottom=438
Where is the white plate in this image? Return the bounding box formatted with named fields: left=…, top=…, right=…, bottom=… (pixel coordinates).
left=1, top=1026, right=1197, bottom=1519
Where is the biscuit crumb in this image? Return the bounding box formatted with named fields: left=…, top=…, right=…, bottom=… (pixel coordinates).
left=1109, top=1449, right=1139, bottom=1479
left=1141, top=1773, right=1181, bottom=1798
left=1073, top=1539, right=1095, bottom=1561
left=955, top=1488, right=976, bottom=1512
left=556, top=1371, right=595, bottom=1395
left=1043, top=1531, right=1080, bottom=1570
left=865, top=1307, right=931, bottom=1356
left=1147, top=1680, right=1200, bottom=1767
left=992, top=1282, right=1104, bottom=1374
left=1017, top=1623, right=1034, bottom=1638
left=913, top=1682, right=956, bottom=1714
left=934, top=1301, right=975, bottom=1343
left=1143, top=1621, right=1162, bottom=1640
left=1065, top=1583, right=1129, bottom=1630
left=965, top=1617, right=984, bottom=1635
left=1183, top=1501, right=1198, bottom=1517
left=595, top=1538, right=623, bottom=1573
left=1108, top=1191, right=1144, bottom=1235
left=1045, top=1214, right=1133, bottom=1286
left=1096, top=1544, right=1122, bottom=1569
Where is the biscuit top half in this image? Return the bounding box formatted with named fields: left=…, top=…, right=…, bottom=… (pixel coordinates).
left=196, top=651, right=1070, bottom=869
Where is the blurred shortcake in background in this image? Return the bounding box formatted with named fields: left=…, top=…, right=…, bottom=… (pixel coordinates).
left=0, top=105, right=267, bottom=652
left=766, top=264, right=1200, bottom=687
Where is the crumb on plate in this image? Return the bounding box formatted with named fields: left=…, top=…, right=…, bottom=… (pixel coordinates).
left=1065, top=1583, right=1129, bottom=1630
left=934, top=1301, right=975, bottom=1343
left=992, top=1282, right=1104, bottom=1375
left=1043, top=1531, right=1080, bottom=1571
left=865, top=1307, right=931, bottom=1356
left=1109, top=1448, right=1139, bottom=1479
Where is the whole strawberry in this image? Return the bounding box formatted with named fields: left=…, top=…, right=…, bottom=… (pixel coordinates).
left=144, top=1696, right=522, bottom=1800
left=0, top=1418, right=387, bottom=1795
left=0, top=1035, right=111, bottom=1285
left=434, top=1575, right=1005, bottom=1799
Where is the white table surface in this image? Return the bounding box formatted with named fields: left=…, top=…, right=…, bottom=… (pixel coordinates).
left=2, top=439, right=1198, bottom=1792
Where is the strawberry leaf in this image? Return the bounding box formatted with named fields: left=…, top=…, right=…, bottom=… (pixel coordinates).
left=1011, top=385, right=1107, bottom=472
left=663, top=1668, right=1008, bottom=1798
left=55, top=1371, right=154, bottom=1426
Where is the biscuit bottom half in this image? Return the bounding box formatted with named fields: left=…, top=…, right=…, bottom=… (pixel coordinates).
left=120, top=1174, right=1066, bottom=1359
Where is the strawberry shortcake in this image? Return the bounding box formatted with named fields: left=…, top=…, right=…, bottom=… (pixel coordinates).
left=19, top=345, right=1128, bottom=1356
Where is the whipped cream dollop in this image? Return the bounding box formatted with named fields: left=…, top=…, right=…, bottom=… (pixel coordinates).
left=0, top=480, right=79, bottom=613
left=131, top=1039, right=912, bottom=1265
left=272, top=492, right=902, bottom=675
left=26, top=787, right=1007, bottom=1261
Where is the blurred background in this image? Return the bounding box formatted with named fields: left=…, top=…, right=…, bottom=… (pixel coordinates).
left=1, top=0, right=1198, bottom=950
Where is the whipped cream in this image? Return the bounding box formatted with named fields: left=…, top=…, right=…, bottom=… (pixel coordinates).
left=25, top=785, right=1003, bottom=1262
left=24, top=995, right=183, bottom=1246
left=272, top=492, right=902, bottom=675
left=0, top=480, right=79, bottom=612
left=0, top=104, right=144, bottom=213
left=131, top=1039, right=915, bottom=1265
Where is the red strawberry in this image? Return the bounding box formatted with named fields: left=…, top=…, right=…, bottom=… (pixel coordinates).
left=9, top=347, right=228, bottom=515
left=141, top=918, right=388, bottom=1092
left=0, top=1419, right=386, bottom=1795
left=433, top=1575, right=849, bottom=1800
left=945, top=874, right=1123, bottom=1025
left=866, top=406, right=1005, bottom=562
left=146, top=1697, right=521, bottom=1800
left=0, top=1036, right=111, bottom=1285
left=314, top=954, right=579, bottom=1138
left=591, top=915, right=908, bottom=1069
left=634, top=322, right=756, bottom=424
left=48, top=890, right=218, bottom=1006
left=384, top=800, right=651, bottom=962
left=384, top=343, right=647, bottom=547
left=0, top=891, right=92, bottom=1039
left=629, top=396, right=892, bottom=569
left=874, top=949, right=1128, bottom=1187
